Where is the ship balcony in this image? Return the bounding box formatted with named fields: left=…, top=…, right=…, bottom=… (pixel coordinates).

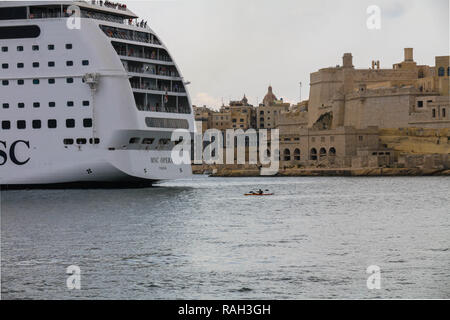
left=133, top=92, right=191, bottom=114
left=26, top=5, right=133, bottom=25
left=124, top=61, right=181, bottom=80
left=112, top=42, right=173, bottom=64
left=101, top=25, right=162, bottom=46
left=130, top=76, right=186, bottom=93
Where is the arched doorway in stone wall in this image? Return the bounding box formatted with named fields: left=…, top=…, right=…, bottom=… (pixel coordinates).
left=294, top=149, right=301, bottom=161
left=310, top=148, right=317, bottom=160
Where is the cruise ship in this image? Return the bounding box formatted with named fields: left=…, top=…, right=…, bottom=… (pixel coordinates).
left=0, top=1, right=194, bottom=187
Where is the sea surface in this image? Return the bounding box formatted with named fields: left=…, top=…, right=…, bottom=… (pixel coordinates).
left=1, top=176, right=449, bottom=299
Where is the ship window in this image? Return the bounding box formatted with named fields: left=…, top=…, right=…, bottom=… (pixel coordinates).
left=66, top=119, right=75, bottom=128
left=48, top=61, right=55, bottom=67
left=33, top=79, right=39, bottom=84
left=65, top=44, right=72, bottom=50
left=66, top=60, right=73, bottom=66
left=49, top=102, right=55, bottom=107
left=0, top=26, right=41, bottom=39
left=129, top=137, right=141, bottom=144
left=32, top=120, right=41, bottom=129
left=48, top=119, right=57, bottom=129
left=33, top=102, right=40, bottom=108
left=1, top=46, right=7, bottom=52
left=48, top=44, right=54, bottom=50
left=18, top=79, right=24, bottom=85
left=2, top=63, right=8, bottom=69
left=64, top=139, right=74, bottom=145
left=17, top=62, right=24, bottom=68
left=2, top=80, right=9, bottom=86
left=32, top=45, right=39, bottom=51
left=18, top=103, right=24, bottom=108
left=17, top=45, right=23, bottom=51
left=159, top=139, right=170, bottom=145
left=142, top=138, right=155, bottom=145
left=3, top=103, right=9, bottom=109
left=48, top=78, right=55, bottom=84
left=32, top=62, right=39, bottom=68
left=67, top=101, right=74, bottom=107
left=82, top=60, right=89, bottom=66
left=89, top=138, right=100, bottom=145
left=17, top=120, right=26, bottom=129
left=0, top=7, right=27, bottom=20
left=82, top=100, right=90, bottom=106
left=2, top=121, right=10, bottom=130
left=83, top=118, right=92, bottom=128
left=66, top=78, right=73, bottom=83
left=76, top=138, right=87, bottom=145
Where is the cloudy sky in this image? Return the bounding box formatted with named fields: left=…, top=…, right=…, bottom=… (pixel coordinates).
left=123, top=0, right=449, bottom=109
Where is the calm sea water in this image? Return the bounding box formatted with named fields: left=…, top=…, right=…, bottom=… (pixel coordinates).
left=1, top=176, right=449, bottom=299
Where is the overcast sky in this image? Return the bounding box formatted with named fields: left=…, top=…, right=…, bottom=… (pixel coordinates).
left=123, top=0, right=449, bottom=109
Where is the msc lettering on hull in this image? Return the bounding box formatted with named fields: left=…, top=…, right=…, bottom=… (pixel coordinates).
left=0, top=140, right=31, bottom=166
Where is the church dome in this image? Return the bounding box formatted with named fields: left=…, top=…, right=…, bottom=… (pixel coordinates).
left=263, top=86, right=277, bottom=106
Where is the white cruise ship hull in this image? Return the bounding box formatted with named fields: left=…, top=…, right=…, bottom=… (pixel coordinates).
left=0, top=1, right=194, bottom=187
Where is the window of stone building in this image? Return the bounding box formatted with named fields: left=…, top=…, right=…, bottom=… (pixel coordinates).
left=283, top=149, right=291, bottom=161
left=321, top=137, right=325, bottom=142
left=310, top=148, right=317, bottom=160
left=359, top=136, right=364, bottom=141
left=438, top=67, right=445, bottom=77
left=294, top=149, right=301, bottom=161
left=448, top=67, right=450, bottom=76
left=311, top=137, right=315, bottom=142
left=329, top=148, right=336, bottom=156
left=443, top=108, right=446, bottom=118
left=330, top=136, right=335, bottom=142
left=417, top=101, right=423, bottom=108
left=432, top=109, right=436, bottom=118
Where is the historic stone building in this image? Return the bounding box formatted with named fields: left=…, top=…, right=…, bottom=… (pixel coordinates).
left=194, top=48, right=449, bottom=172
left=278, top=48, right=449, bottom=169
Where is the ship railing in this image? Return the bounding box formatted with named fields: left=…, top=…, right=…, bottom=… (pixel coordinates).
left=136, top=104, right=191, bottom=114
left=125, top=66, right=179, bottom=78
left=130, top=84, right=186, bottom=93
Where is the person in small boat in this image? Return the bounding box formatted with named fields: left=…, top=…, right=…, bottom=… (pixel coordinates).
left=257, top=189, right=263, bottom=195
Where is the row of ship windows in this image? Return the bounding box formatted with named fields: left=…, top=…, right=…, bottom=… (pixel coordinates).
left=2, top=101, right=90, bottom=109
left=1, top=60, right=89, bottom=69
left=129, top=137, right=172, bottom=145
left=64, top=138, right=100, bottom=145
left=1, top=44, right=73, bottom=52
left=1, top=118, right=93, bottom=130
left=2, top=78, right=79, bottom=85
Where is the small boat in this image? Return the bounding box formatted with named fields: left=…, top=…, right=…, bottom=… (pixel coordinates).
left=244, top=193, right=274, bottom=196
